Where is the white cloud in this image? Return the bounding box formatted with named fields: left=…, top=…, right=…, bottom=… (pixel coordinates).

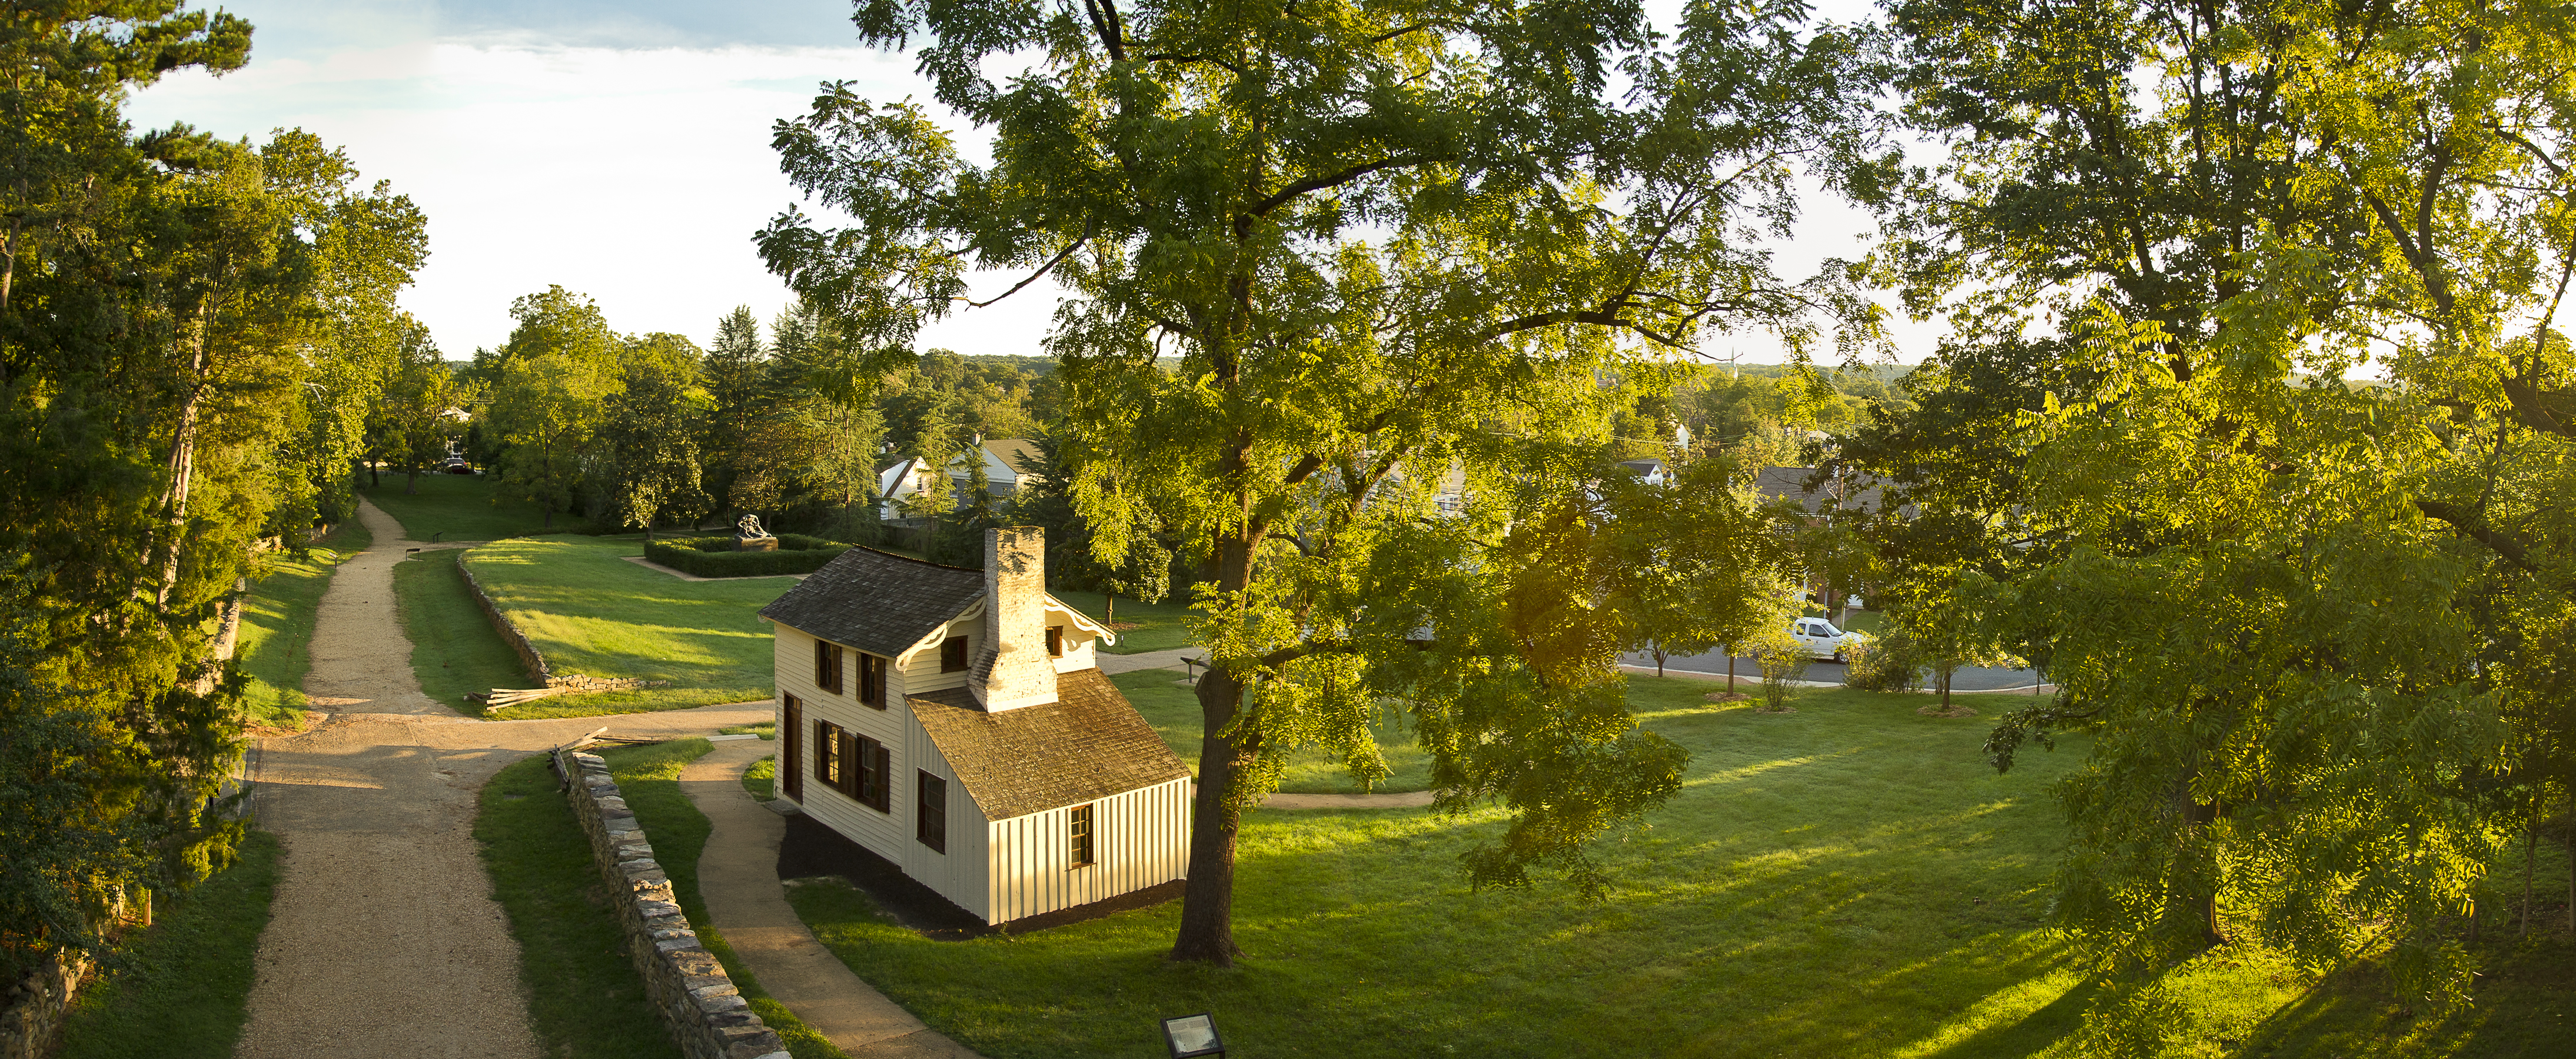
left=125, top=39, right=1057, bottom=358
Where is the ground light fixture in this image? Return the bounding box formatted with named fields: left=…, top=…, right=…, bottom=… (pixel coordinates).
left=1161, top=1013, right=1225, bottom=1057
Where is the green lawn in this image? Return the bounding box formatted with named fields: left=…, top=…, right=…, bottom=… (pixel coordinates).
left=1047, top=588, right=1196, bottom=655
left=743, top=755, right=776, bottom=801
left=358, top=472, right=596, bottom=541
left=458, top=535, right=787, bottom=718
left=1113, top=670, right=1431, bottom=794
left=782, top=678, right=2574, bottom=1059
left=55, top=831, right=281, bottom=1058
left=233, top=522, right=371, bottom=728
left=394, top=551, right=531, bottom=715
left=476, top=741, right=842, bottom=1059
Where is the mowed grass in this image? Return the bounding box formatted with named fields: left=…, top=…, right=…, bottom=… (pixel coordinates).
left=1114, top=670, right=1432, bottom=794
left=55, top=831, right=281, bottom=1058
left=603, top=740, right=845, bottom=1059
left=478, top=749, right=691, bottom=1059
left=232, top=521, right=371, bottom=728
left=461, top=535, right=786, bottom=718
left=394, top=550, right=530, bottom=714
left=358, top=471, right=594, bottom=541
left=1046, top=588, right=1196, bottom=655
left=783, top=678, right=2572, bottom=1058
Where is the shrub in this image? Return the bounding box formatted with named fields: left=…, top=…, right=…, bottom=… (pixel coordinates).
left=642, top=535, right=852, bottom=577
left=1842, top=628, right=1924, bottom=692
left=1745, top=627, right=1810, bottom=713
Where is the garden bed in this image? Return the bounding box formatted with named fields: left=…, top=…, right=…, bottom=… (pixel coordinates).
left=643, top=535, right=850, bottom=578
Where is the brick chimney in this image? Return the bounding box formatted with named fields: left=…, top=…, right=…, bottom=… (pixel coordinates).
left=970, top=526, right=1057, bottom=711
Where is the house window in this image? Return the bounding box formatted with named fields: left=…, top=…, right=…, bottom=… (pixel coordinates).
left=939, top=635, right=968, bottom=672
left=814, top=639, right=844, bottom=694
left=1046, top=626, right=1063, bottom=657
left=852, top=734, right=890, bottom=812
left=1069, top=803, right=1094, bottom=867
left=916, top=771, right=946, bottom=852
left=816, top=720, right=843, bottom=787
left=857, top=652, right=887, bottom=708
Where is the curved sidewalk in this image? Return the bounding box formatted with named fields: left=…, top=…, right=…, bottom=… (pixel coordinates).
left=679, top=741, right=983, bottom=1058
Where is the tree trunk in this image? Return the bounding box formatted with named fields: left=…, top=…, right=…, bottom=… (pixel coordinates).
left=1171, top=664, right=1254, bottom=965
left=1939, top=667, right=1954, bottom=712
left=155, top=309, right=212, bottom=606
left=1105, top=593, right=1115, bottom=627
left=1654, top=645, right=1665, bottom=678
left=2525, top=825, right=2539, bottom=935
left=404, top=462, right=420, bottom=495
left=542, top=501, right=554, bottom=530
left=1171, top=527, right=1262, bottom=965
left=368, top=454, right=379, bottom=488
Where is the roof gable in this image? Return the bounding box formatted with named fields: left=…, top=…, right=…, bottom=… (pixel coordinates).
left=757, top=547, right=985, bottom=658
left=908, top=669, right=1191, bottom=820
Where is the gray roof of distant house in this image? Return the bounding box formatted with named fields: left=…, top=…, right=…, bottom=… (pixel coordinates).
left=757, top=547, right=985, bottom=658
left=1757, top=465, right=1894, bottom=515
left=907, top=669, right=1192, bottom=820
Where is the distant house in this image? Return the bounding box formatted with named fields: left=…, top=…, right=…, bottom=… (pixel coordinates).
left=877, top=438, right=1045, bottom=520
left=1614, top=457, right=1673, bottom=486
left=1754, top=465, right=1893, bottom=520
left=757, top=527, right=1193, bottom=926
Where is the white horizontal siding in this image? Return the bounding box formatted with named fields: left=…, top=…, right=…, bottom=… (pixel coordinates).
left=900, top=617, right=976, bottom=694
left=774, top=622, right=906, bottom=858
left=985, top=777, right=1192, bottom=925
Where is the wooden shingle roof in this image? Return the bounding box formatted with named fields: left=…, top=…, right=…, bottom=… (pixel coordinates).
left=757, top=547, right=985, bottom=659
left=907, top=669, right=1192, bottom=821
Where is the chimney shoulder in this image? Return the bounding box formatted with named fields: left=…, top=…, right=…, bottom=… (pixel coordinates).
left=968, top=526, right=1056, bottom=711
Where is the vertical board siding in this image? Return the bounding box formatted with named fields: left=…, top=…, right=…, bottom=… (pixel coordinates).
left=902, top=727, right=988, bottom=920
left=984, top=777, right=1192, bottom=924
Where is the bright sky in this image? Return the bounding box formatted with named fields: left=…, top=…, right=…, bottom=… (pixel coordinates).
left=126, top=0, right=1929, bottom=364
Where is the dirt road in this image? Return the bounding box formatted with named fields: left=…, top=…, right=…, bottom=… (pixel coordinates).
left=232, top=498, right=769, bottom=1059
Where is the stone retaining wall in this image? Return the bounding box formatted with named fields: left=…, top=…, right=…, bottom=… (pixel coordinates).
left=554, top=748, right=788, bottom=1059
left=460, top=550, right=553, bottom=684
left=0, top=951, right=87, bottom=1059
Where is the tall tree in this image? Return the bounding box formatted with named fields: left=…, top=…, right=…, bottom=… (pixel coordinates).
left=0, top=5, right=432, bottom=975
left=701, top=305, right=776, bottom=514
left=599, top=334, right=714, bottom=537
left=762, top=0, right=1888, bottom=963
left=1883, top=0, right=2576, bottom=1008
left=484, top=287, right=620, bottom=527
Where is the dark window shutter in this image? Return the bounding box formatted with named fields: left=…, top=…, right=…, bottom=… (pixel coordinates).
left=782, top=695, right=803, bottom=801
left=873, top=743, right=892, bottom=811
left=839, top=730, right=861, bottom=799
left=1046, top=626, right=1063, bottom=657
left=814, top=639, right=829, bottom=690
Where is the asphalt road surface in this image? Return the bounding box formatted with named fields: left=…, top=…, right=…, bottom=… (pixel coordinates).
left=1621, top=648, right=2046, bottom=691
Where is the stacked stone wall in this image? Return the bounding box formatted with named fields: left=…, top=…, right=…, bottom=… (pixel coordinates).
left=0, top=951, right=87, bottom=1059
left=554, top=748, right=787, bottom=1059
left=460, top=550, right=552, bottom=684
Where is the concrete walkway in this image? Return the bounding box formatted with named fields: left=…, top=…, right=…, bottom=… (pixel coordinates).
left=237, top=497, right=776, bottom=1059
left=679, top=742, right=982, bottom=1058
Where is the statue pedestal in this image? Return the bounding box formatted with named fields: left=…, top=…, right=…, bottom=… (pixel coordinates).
left=736, top=537, right=779, bottom=552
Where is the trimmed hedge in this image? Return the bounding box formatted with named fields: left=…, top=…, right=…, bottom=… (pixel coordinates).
left=642, top=535, right=850, bottom=577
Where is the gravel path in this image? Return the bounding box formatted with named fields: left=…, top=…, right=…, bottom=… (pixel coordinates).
left=235, top=498, right=772, bottom=1059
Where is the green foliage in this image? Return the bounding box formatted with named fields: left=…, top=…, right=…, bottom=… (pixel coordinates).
left=597, top=334, right=715, bottom=534
left=642, top=535, right=851, bottom=578
left=1744, top=625, right=1812, bottom=712
left=763, top=0, right=1893, bottom=959
left=1860, top=0, right=2576, bottom=1007
left=741, top=755, right=776, bottom=801
left=54, top=831, right=281, bottom=1059
left=1114, top=670, right=1434, bottom=795
left=0, top=4, right=426, bottom=970
left=1840, top=628, right=1922, bottom=694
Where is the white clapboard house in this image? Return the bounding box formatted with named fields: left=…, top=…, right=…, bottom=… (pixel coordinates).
left=757, top=527, right=1192, bottom=925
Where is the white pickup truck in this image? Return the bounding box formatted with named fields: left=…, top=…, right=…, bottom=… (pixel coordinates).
left=1789, top=618, right=1860, bottom=661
